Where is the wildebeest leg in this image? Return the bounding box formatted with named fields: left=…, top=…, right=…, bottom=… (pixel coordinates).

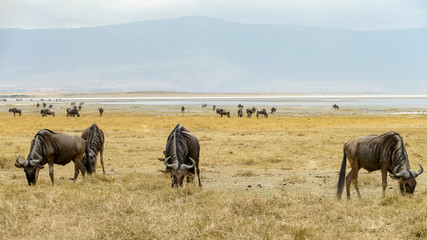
left=381, top=168, right=388, bottom=198
left=100, top=146, right=106, bottom=175
left=352, top=169, right=362, bottom=199
left=72, top=160, right=87, bottom=182
left=196, top=165, right=202, bottom=187
left=345, top=170, right=353, bottom=199
left=48, top=163, right=54, bottom=186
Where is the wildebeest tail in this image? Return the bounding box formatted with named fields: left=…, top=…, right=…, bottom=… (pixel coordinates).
left=336, top=148, right=347, bottom=200
left=84, top=141, right=93, bottom=175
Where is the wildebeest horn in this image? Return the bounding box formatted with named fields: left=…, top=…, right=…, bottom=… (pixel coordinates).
left=393, top=165, right=410, bottom=179
left=29, top=159, right=41, bottom=166
left=180, top=157, right=196, bottom=170
left=164, top=156, right=178, bottom=170
left=14, top=154, right=27, bottom=167
left=410, top=164, right=424, bottom=178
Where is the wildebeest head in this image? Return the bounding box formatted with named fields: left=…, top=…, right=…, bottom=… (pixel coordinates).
left=164, top=156, right=195, bottom=187
left=391, top=164, right=424, bottom=194
left=14, top=155, right=44, bottom=185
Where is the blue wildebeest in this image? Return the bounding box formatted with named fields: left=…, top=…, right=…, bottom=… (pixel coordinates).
left=216, top=108, right=230, bottom=118
left=163, top=124, right=201, bottom=187
left=271, top=107, right=277, bottom=114
left=333, top=104, right=339, bottom=110
left=246, top=107, right=256, bottom=118
left=40, top=109, right=55, bottom=117
left=9, top=108, right=21, bottom=117
left=256, top=109, right=268, bottom=118
left=337, top=131, right=424, bottom=200
left=81, top=124, right=105, bottom=175
left=14, top=129, right=88, bottom=185
left=237, top=108, right=243, bottom=118
left=201, top=104, right=207, bottom=109
left=181, top=106, right=185, bottom=113
left=67, top=107, right=80, bottom=117
left=98, top=107, right=104, bottom=116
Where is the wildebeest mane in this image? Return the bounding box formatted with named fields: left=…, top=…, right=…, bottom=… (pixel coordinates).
left=87, top=125, right=103, bottom=155
left=173, top=124, right=183, bottom=166
left=27, top=129, right=58, bottom=163
left=368, top=131, right=408, bottom=172
left=166, top=124, right=196, bottom=167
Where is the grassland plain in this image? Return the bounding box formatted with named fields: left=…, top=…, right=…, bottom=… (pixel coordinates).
left=0, top=104, right=426, bottom=240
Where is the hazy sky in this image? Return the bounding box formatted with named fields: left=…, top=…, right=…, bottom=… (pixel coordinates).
left=1, top=0, right=426, bottom=30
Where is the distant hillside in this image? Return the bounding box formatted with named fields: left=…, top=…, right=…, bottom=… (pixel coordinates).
left=0, top=16, right=426, bottom=92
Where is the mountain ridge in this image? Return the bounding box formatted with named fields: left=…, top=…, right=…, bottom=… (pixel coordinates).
left=1, top=16, right=426, bottom=92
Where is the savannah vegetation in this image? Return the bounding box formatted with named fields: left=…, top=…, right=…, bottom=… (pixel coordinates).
left=0, top=102, right=426, bottom=239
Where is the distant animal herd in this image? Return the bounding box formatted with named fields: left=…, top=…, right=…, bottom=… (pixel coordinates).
left=3, top=99, right=425, bottom=199
left=4, top=100, right=105, bottom=117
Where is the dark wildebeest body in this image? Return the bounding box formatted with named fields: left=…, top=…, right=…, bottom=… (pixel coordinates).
left=256, top=109, right=268, bottom=118
left=81, top=124, right=105, bottom=175
left=67, top=107, right=80, bottom=117
left=163, top=124, right=201, bottom=187
left=36, top=103, right=40, bottom=108
left=246, top=107, right=256, bottom=118
left=237, top=108, right=243, bottom=118
left=333, top=104, right=339, bottom=110
left=238, top=104, right=243, bottom=109
left=271, top=107, right=277, bottom=114
left=181, top=106, right=185, bottom=113
left=40, top=109, right=55, bottom=117
left=213, top=105, right=216, bottom=111
left=9, top=108, right=22, bottom=116
left=201, top=104, right=207, bottom=109
left=14, top=129, right=88, bottom=185
left=43, top=102, right=47, bottom=108
left=337, top=131, right=423, bottom=199
left=216, top=108, right=230, bottom=118
left=98, top=107, right=104, bottom=116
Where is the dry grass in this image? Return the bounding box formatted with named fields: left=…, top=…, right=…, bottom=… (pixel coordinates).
left=0, top=104, right=427, bottom=239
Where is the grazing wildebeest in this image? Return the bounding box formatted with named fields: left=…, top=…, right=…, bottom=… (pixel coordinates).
left=9, top=108, right=21, bottom=117
left=256, top=109, right=268, bottom=118
left=237, top=108, right=243, bottom=118
left=271, top=107, right=277, bottom=114
left=78, top=105, right=82, bottom=110
left=213, top=105, right=216, bottom=111
left=181, top=106, right=185, bottom=113
left=66, top=107, right=80, bottom=117
left=43, top=102, right=47, bottom=108
left=14, top=129, right=88, bottom=185
left=163, top=124, right=201, bottom=187
left=81, top=124, right=105, bottom=175
left=40, top=109, right=55, bottom=117
left=98, top=107, right=104, bottom=116
left=216, top=108, right=230, bottom=118
left=238, top=104, right=243, bottom=109
left=201, top=104, right=207, bottom=109
left=337, top=131, right=424, bottom=200
left=246, top=107, right=257, bottom=118
left=36, top=103, right=40, bottom=108
left=49, top=104, right=53, bottom=108
left=333, top=104, right=339, bottom=110
left=70, top=101, right=76, bottom=106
